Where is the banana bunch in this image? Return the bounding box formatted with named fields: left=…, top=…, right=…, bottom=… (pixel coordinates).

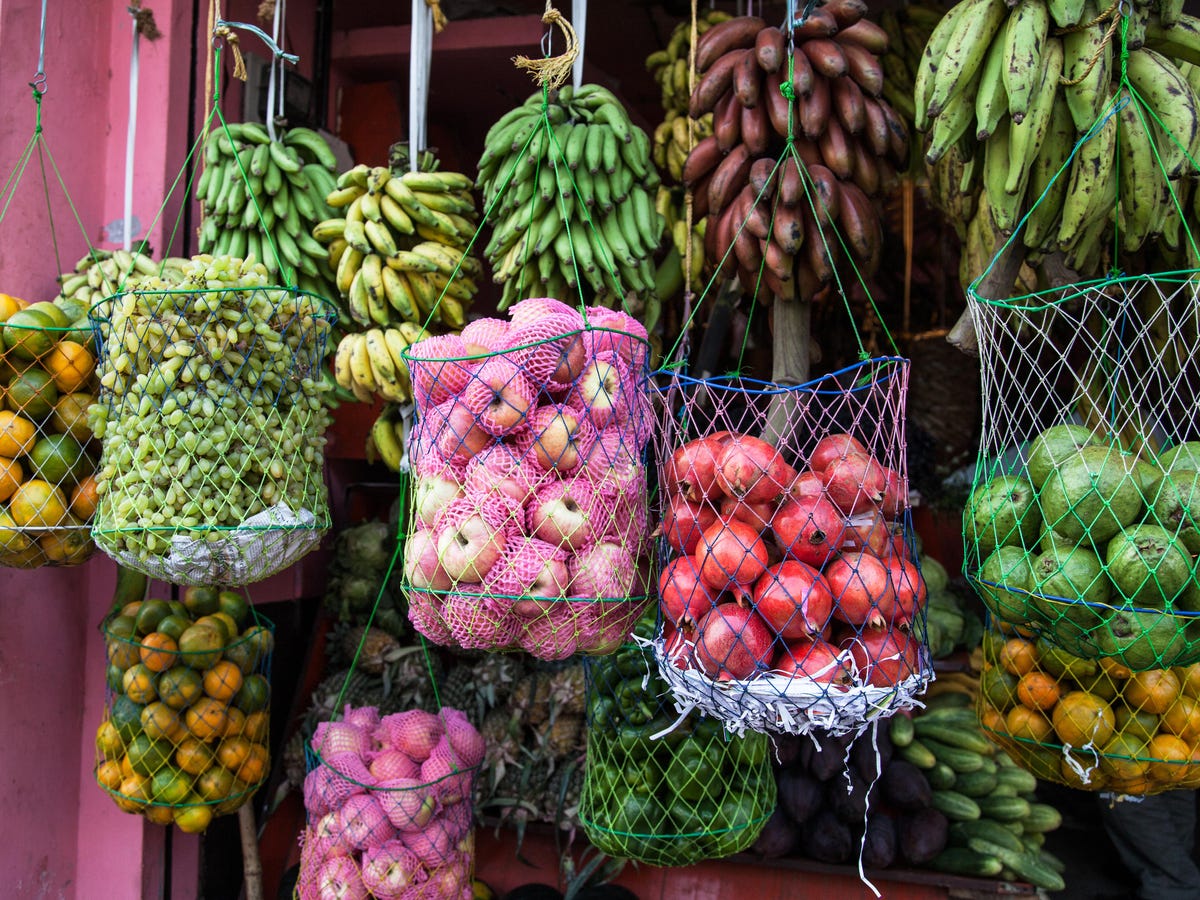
left=56, top=249, right=190, bottom=310
left=682, top=4, right=909, bottom=301
left=476, top=83, right=665, bottom=320
left=364, top=403, right=410, bottom=473
left=655, top=188, right=706, bottom=288
left=647, top=10, right=734, bottom=116
left=332, top=320, right=428, bottom=406
left=195, top=123, right=340, bottom=301
left=311, top=163, right=481, bottom=331
left=877, top=4, right=947, bottom=171
left=915, top=0, right=1200, bottom=275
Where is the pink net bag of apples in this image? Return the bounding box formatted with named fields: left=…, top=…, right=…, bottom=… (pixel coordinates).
left=296, top=703, right=483, bottom=900
left=651, top=359, right=935, bottom=736
left=399, top=297, right=654, bottom=660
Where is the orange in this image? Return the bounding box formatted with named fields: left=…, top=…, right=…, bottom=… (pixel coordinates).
left=223, top=707, right=246, bottom=738
left=0, top=456, right=21, bottom=502
left=107, top=636, right=141, bottom=671
left=216, top=736, right=253, bottom=773
left=50, top=392, right=94, bottom=442
left=0, top=293, right=24, bottom=321
left=1115, top=706, right=1160, bottom=744
left=1053, top=691, right=1116, bottom=748
left=0, top=509, right=31, bottom=555
left=999, top=638, right=1038, bottom=677
left=95, top=720, right=125, bottom=760
left=43, top=340, right=94, bottom=392
left=0, top=410, right=36, bottom=456
left=157, top=666, right=204, bottom=710
left=122, top=663, right=158, bottom=704
left=980, top=703, right=1006, bottom=733
left=143, top=804, right=176, bottom=826
left=120, top=756, right=136, bottom=780
left=173, top=800, right=214, bottom=834
left=175, top=738, right=216, bottom=776
left=195, top=766, right=236, bottom=803
left=95, top=760, right=124, bottom=791
left=185, top=697, right=230, bottom=742
left=70, top=474, right=98, bottom=519
left=114, top=774, right=151, bottom=813
left=150, top=765, right=194, bottom=805
left=1123, top=669, right=1181, bottom=716
left=235, top=743, right=269, bottom=785
left=177, top=623, right=223, bottom=670
left=1177, top=662, right=1200, bottom=701
left=1161, top=695, right=1200, bottom=743
left=1147, top=734, right=1193, bottom=784
left=242, top=710, right=269, bottom=743
left=203, top=660, right=243, bottom=703
left=8, top=479, right=67, bottom=528
left=6, top=368, right=58, bottom=419
left=1059, top=752, right=1108, bottom=790
left=1017, top=672, right=1062, bottom=711
left=1100, top=657, right=1133, bottom=681
left=139, top=632, right=179, bottom=673
left=182, top=585, right=220, bottom=617
left=1006, top=705, right=1055, bottom=743
left=140, top=702, right=185, bottom=743
left=1100, top=732, right=1151, bottom=781
left=215, top=779, right=252, bottom=814
left=39, top=523, right=92, bottom=565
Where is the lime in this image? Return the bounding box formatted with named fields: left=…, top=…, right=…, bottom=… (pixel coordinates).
left=53, top=297, right=88, bottom=323
left=218, top=591, right=250, bottom=629
left=2, top=309, right=55, bottom=360
left=134, top=599, right=172, bottom=636
left=28, top=433, right=89, bottom=485
left=127, top=734, right=174, bottom=777
left=182, top=586, right=220, bottom=617
left=24, top=301, right=69, bottom=328
left=7, top=369, right=59, bottom=419
left=151, top=765, right=194, bottom=805
left=157, top=613, right=191, bottom=642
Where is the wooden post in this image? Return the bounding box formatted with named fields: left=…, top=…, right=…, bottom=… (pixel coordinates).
left=239, top=802, right=264, bottom=900
left=763, top=296, right=810, bottom=444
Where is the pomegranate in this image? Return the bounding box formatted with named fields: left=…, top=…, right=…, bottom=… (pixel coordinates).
left=664, top=626, right=694, bottom=671
left=841, top=509, right=893, bottom=555
left=809, top=433, right=869, bottom=473
left=772, top=494, right=845, bottom=568
left=787, top=470, right=826, bottom=498
left=886, top=554, right=927, bottom=627
left=750, top=561, right=834, bottom=640
left=719, top=496, right=777, bottom=532
left=664, top=437, right=725, bottom=502
left=716, top=435, right=796, bottom=504
left=772, top=638, right=852, bottom=686
left=844, top=626, right=921, bottom=688
left=826, top=552, right=897, bottom=628
left=694, top=603, right=775, bottom=680
left=880, top=467, right=908, bottom=517
left=821, top=451, right=887, bottom=515
left=659, top=556, right=721, bottom=630
left=662, top=495, right=719, bottom=554
left=696, top=518, right=771, bottom=599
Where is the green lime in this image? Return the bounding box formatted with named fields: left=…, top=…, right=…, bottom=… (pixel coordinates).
left=6, top=369, right=58, bottom=419
left=3, top=308, right=56, bottom=360
left=28, top=433, right=89, bottom=485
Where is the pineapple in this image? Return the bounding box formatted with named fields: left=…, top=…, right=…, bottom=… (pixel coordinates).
left=338, top=624, right=403, bottom=675
left=440, top=664, right=480, bottom=722
left=537, top=712, right=584, bottom=758
left=480, top=708, right=523, bottom=790
left=548, top=664, right=585, bottom=716
left=510, top=673, right=551, bottom=727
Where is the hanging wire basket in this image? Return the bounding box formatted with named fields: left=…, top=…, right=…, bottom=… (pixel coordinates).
left=88, top=255, right=336, bottom=585
left=400, top=299, right=655, bottom=659
left=651, top=360, right=934, bottom=736
left=94, top=592, right=274, bottom=831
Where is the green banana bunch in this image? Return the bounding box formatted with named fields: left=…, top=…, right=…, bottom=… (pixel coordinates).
left=195, top=122, right=341, bottom=304
left=56, top=248, right=190, bottom=315
left=878, top=3, right=947, bottom=172
left=332, top=320, right=429, bottom=407
left=311, top=162, right=480, bottom=332
left=476, top=83, right=665, bottom=324
left=916, top=0, right=1200, bottom=280
left=646, top=10, right=733, bottom=116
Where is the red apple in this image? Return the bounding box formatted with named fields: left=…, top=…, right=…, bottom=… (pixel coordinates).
left=529, top=404, right=589, bottom=472
left=414, top=473, right=464, bottom=528
left=404, top=529, right=452, bottom=591
left=434, top=514, right=506, bottom=583
left=434, top=400, right=492, bottom=464
left=527, top=480, right=595, bottom=551
left=462, top=356, right=536, bottom=435
left=572, top=357, right=627, bottom=428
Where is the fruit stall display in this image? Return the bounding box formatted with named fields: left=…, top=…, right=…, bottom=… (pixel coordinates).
left=298, top=704, right=483, bottom=899
left=399, top=297, right=655, bottom=659
left=94, top=586, right=274, bottom=833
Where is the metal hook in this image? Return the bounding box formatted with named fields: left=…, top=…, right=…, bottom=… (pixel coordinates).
left=794, top=0, right=821, bottom=27
left=214, top=18, right=300, bottom=64
left=29, top=72, right=48, bottom=94
left=541, top=27, right=554, bottom=57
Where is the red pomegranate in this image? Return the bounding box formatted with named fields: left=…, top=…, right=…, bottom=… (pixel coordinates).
left=841, top=509, right=894, bottom=556
left=885, top=554, right=927, bottom=627
left=696, top=518, right=771, bottom=599
left=694, top=603, right=775, bottom=680
left=772, top=638, right=852, bottom=686
left=662, top=496, right=719, bottom=554
left=716, top=435, right=796, bottom=504
left=772, top=494, right=846, bottom=568
left=880, top=467, right=908, bottom=517
left=809, top=433, right=869, bottom=473
left=825, top=552, right=897, bottom=628
left=658, top=556, right=721, bottom=631
left=843, top=627, right=921, bottom=688
left=750, top=561, right=834, bottom=640
left=664, top=438, right=725, bottom=502
left=719, top=496, right=777, bottom=532
left=821, top=452, right=887, bottom=515
left=787, top=470, right=826, bottom=498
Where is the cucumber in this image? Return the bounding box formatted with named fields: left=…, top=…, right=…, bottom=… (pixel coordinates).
left=951, top=819, right=1025, bottom=854
left=1021, top=831, right=1046, bottom=851
left=1000, top=820, right=1024, bottom=835
left=966, top=838, right=1067, bottom=892
left=923, top=738, right=986, bottom=773
left=952, top=769, right=999, bottom=798
left=979, top=756, right=999, bottom=775
left=927, top=761, right=957, bottom=791
left=995, top=766, right=1038, bottom=793
left=897, top=737, right=938, bottom=770
left=915, top=707, right=980, bottom=727
left=929, top=847, right=1003, bottom=877
left=931, top=789, right=982, bottom=821
left=924, top=691, right=974, bottom=711
left=976, top=795, right=1031, bottom=822
left=914, top=720, right=995, bottom=755
left=989, top=783, right=1019, bottom=797
left=1024, top=802, right=1063, bottom=833
left=1038, top=849, right=1067, bottom=874
left=889, top=713, right=915, bottom=747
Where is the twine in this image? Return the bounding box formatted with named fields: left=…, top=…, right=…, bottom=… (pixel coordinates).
left=1057, top=0, right=1122, bottom=87
left=215, top=24, right=248, bottom=81
left=513, top=1, right=579, bottom=89
left=426, top=0, right=447, bottom=33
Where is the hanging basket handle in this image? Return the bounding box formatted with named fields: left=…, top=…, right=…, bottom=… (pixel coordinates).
left=512, top=1, right=579, bottom=90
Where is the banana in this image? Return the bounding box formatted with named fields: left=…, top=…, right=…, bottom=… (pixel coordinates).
left=1057, top=108, right=1118, bottom=249
left=1126, top=47, right=1199, bottom=178
left=381, top=265, right=420, bottom=322
left=1022, top=94, right=1075, bottom=251
left=361, top=253, right=390, bottom=325
left=974, top=20, right=1009, bottom=140
left=370, top=411, right=405, bottom=471
left=1006, top=37, right=1063, bottom=194
left=1002, top=0, right=1051, bottom=125
left=364, top=219, right=400, bottom=257
left=917, top=0, right=997, bottom=126
left=1062, top=10, right=1113, bottom=134
left=1117, top=97, right=1162, bottom=252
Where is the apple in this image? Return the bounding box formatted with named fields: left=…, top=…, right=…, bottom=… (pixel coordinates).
left=462, top=356, right=536, bottom=435
left=572, top=357, right=627, bottom=428
left=434, top=513, right=506, bottom=583
left=527, top=479, right=595, bottom=550
left=414, top=473, right=464, bottom=527
left=465, top=446, right=541, bottom=510
left=404, top=529, right=451, bottom=590
left=433, top=399, right=492, bottom=464
left=552, top=331, right=588, bottom=383
left=528, top=404, right=590, bottom=472
left=512, top=551, right=571, bottom=617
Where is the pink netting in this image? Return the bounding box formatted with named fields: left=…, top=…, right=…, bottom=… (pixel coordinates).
left=441, top=588, right=521, bottom=650
left=651, top=361, right=934, bottom=736
left=461, top=356, right=538, bottom=436
left=409, top=334, right=474, bottom=407
left=460, top=317, right=510, bottom=352
left=508, top=297, right=584, bottom=329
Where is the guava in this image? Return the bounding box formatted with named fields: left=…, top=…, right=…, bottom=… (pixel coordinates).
left=1160, top=441, right=1200, bottom=474
left=1151, top=470, right=1200, bottom=554
left=1105, top=524, right=1193, bottom=609
left=1133, top=458, right=1164, bottom=499
left=1028, top=546, right=1112, bottom=652
left=1027, top=424, right=1099, bottom=489
left=1091, top=606, right=1200, bottom=670
left=974, top=546, right=1035, bottom=624
left=964, top=474, right=1041, bottom=557
left=1039, top=445, right=1143, bottom=543
left=1039, top=522, right=1088, bottom=555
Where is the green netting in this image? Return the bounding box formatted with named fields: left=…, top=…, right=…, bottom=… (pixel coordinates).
left=94, top=589, right=274, bottom=832
left=88, top=254, right=335, bottom=585
left=978, top=618, right=1200, bottom=796
left=579, top=624, right=776, bottom=866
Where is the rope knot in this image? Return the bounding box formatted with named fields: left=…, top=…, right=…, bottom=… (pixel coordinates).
left=214, top=26, right=248, bottom=81
left=780, top=79, right=796, bottom=102
left=426, top=0, right=448, bottom=33
left=513, top=2, right=579, bottom=89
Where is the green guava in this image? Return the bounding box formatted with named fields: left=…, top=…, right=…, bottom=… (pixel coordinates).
left=1151, top=469, right=1200, bottom=554
left=1090, top=606, right=1200, bottom=670
left=1028, top=546, right=1112, bottom=653
left=1133, top=458, right=1164, bottom=499
left=974, top=546, right=1035, bottom=624
left=1027, top=424, right=1099, bottom=489
left=1160, top=441, right=1200, bottom=474
left=1039, top=522, right=1088, bottom=555
left=964, top=474, right=1041, bottom=557
left=1105, top=524, right=1193, bottom=608
left=1039, top=445, right=1143, bottom=543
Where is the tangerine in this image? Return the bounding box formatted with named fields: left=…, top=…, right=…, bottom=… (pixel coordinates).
left=1052, top=691, right=1116, bottom=748
left=222, top=707, right=246, bottom=738
left=142, top=804, right=176, bottom=826
left=38, top=524, right=92, bottom=564
left=122, top=663, right=158, bottom=704
left=139, top=632, right=179, bottom=673
left=50, top=391, right=93, bottom=442
left=216, top=736, right=252, bottom=773
left=999, top=638, right=1039, bottom=677
left=1177, top=662, right=1200, bottom=700
left=1161, top=695, right=1200, bottom=743
left=177, top=623, right=223, bottom=670
left=1017, top=672, right=1063, bottom=710
left=0, top=455, right=22, bottom=502
left=203, top=660, right=243, bottom=703
left=242, top=710, right=269, bottom=743
left=156, top=666, right=203, bottom=709
left=0, top=410, right=35, bottom=456
left=0, top=509, right=30, bottom=554
left=234, top=674, right=270, bottom=713
left=175, top=738, right=216, bottom=776
left=69, top=474, right=98, bottom=519
left=1123, top=669, right=1181, bottom=716
left=1147, top=734, right=1193, bottom=784
left=43, top=340, right=95, bottom=392
left=185, top=697, right=230, bottom=742
left=95, top=760, right=124, bottom=791
left=235, top=743, right=269, bottom=785
left=8, top=479, right=67, bottom=528
left=6, top=369, right=58, bottom=418
left=173, top=799, right=214, bottom=834
left=141, top=702, right=185, bottom=743
left=1006, top=705, right=1055, bottom=743
left=95, top=720, right=125, bottom=760
left=1099, top=732, right=1151, bottom=780
left=114, top=774, right=151, bottom=813
left=2, top=308, right=55, bottom=360
left=1059, top=751, right=1108, bottom=790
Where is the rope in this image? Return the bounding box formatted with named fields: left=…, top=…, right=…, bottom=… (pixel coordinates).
left=513, top=2, right=579, bottom=89
left=426, top=0, right=447, bottom=33
left=1057, top=0, right=1122, bottom=87
left=214, top=24, right=248, bottom=80
left=572, top=0, right=587, bottom=89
